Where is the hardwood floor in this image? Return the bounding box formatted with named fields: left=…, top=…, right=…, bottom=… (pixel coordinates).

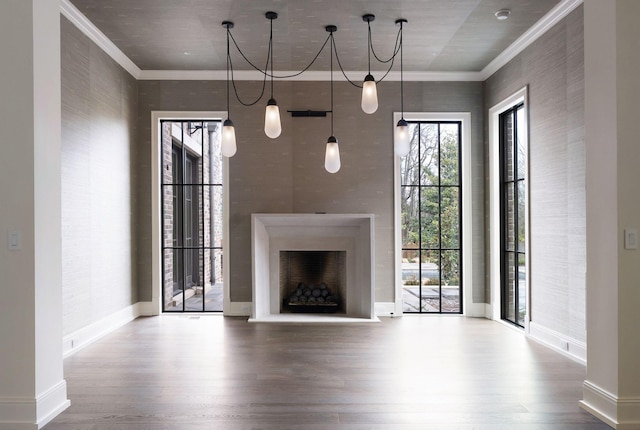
left=45, top=316, right=610, bottom=429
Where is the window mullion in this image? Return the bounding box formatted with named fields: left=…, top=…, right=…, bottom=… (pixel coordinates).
left=417, top=123, right=423, bottom=312
left=437, top=122, right=443, bottom=313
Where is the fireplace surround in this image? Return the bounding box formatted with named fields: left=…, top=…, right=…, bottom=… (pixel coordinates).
left=250, top=213, right=377, bottom=322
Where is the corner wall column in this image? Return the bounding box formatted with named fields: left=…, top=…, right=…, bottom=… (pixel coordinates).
left=582, top=0, right=640, bottom=427
left=0, top=1, right=70, bottom=428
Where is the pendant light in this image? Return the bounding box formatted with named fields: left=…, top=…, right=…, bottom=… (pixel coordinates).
left=222, top=21, right=237, bottom=157
left=325, top=136, right=340, bottom=173
left=361, top=14, right=378, bottom=114
left=324, top=25, right=341, bottom=174
left=264, top=12, right=282, bottom=139
left=221, top=13, right=408, bottom=167
left=394, top=18, right=410, bottom=157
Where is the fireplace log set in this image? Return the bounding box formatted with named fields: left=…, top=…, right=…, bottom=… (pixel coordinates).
left=285, top=282, right=340, bottom=313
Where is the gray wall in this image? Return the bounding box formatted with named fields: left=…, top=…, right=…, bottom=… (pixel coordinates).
left=137, top=80, right=485, bottom=304
left=61, top=12, right=487, bottom=319
left=61, top=17, right=138, bottom=335
left=57, top=0, right=586, bottom=357
left=484, top=6, right=585, bottom=342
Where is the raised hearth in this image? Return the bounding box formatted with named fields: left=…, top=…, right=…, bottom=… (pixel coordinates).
left=250, top=213, right=377, bottom=322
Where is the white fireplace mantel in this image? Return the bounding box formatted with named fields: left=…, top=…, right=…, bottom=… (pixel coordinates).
left=250, top=213, right=378, bottom=322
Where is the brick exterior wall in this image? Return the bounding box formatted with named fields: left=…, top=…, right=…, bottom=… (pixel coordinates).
left=161, top=122, right=174, bottom=306
left=209, top=124, right=224, bottom=283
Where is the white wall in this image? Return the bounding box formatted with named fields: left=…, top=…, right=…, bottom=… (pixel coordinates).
left=615, top=0, right=640, bottom=403
left=0, top=1, right=69, bottom=428
left=582, top=0, right=640, bottom=427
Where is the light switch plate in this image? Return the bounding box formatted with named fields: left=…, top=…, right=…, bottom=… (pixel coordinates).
left=624, top=229, right=637, bottom=250
left=8, top=230, right=21, bottom=250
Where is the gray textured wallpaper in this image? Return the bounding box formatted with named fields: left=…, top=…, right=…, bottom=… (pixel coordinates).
left=61, top=17, right=139, bottom=335
left=484, top=6, right=585, bottom=342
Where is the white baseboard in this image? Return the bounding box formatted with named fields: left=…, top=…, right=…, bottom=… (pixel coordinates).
left=223, top=301, right=252, bottom=317
left=464, top=302, right=489, bottom=317
left=484, top=303, right=494, bottom=318
left=528, top=321, right=586, bottom=364
left=375, top=301, right=396, bottom=317
left=63, top=301, right=152, bottom=358
left=581, top=380, right=618, bottom=428
left=581, top=380, right=640, bottom=429
left=36, top=380, right=70, bottom=429
left=0, top=380, right=70, bottom=430
left=137, top=300, right=158, bottom=316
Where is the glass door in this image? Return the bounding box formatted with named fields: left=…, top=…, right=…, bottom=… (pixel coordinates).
left=500, top=104, right=526, bottom=327
left=161, top=120, right=224, bottom=312
left=400, top=121, right=462, bottom=313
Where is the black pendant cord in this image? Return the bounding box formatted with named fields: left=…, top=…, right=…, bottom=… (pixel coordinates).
left=400, top=21, right=404, bottom=118
left=332, top=42, right=363, bottom=89
left=226, top=26, right=231, bottom=117
left=269, top=17, right=274, bottom=98
left=367, top=22, right=372, bottom=76
left=274, top=35, right=331, bottom=78
left=369, top=24, right=402, bottom=64
left=333, top=26, right=401, bottom=88
left=224, top=15, right=405, bottom=97
left=228, top=30, right=331, bottom=80
left=330, top=33, right=335, bottom=135
left=373, top=30, right=401, bottom=83
left=228, top=37, right=269, bottom=107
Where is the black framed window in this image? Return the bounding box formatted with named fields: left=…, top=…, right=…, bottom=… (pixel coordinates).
left=400, top=121, right=462, bottom=313
left=161, top=120, right=224, bottom=312
left=499, top=104, right=526, bottom=327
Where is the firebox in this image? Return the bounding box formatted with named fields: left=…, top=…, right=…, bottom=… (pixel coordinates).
left=279, top=251, right=346, bottom=313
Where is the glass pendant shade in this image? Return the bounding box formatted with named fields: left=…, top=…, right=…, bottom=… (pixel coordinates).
left=324, top=136, right=341, bottom=173
left=221, top=119, right=237, bottom=157
left=394, top=118, right=410, bottom=157
left=361, top=74, right=378, bottom=114
left=264, top=98, right=282, bottom=138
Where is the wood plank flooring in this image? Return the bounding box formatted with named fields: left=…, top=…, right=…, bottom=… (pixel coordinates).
left=45, top=316, right=610, bottom=429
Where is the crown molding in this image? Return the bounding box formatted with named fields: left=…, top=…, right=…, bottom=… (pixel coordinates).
left=137, top=69, right=483, bottom=82
left=480, top=0, right=583, bottom=80
left=60, top=0, right=141, bottom=79
left=61, top=0, right=582, bottom=83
